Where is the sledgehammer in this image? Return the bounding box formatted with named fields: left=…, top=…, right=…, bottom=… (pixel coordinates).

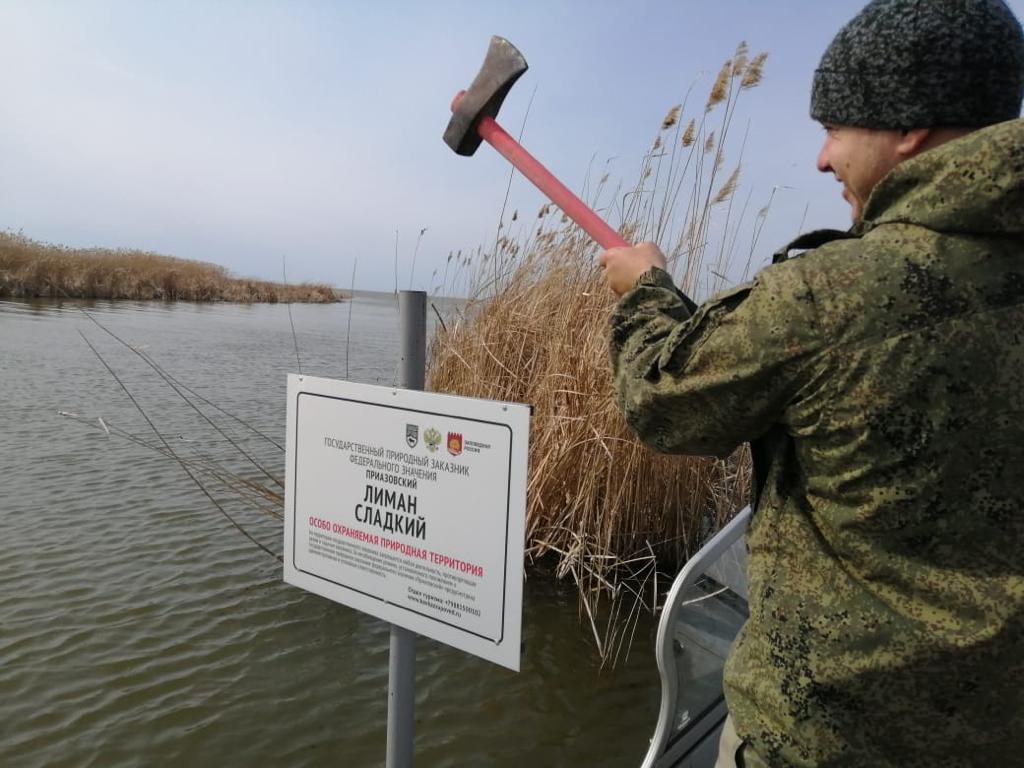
left=443, top=36, right=629, bottom=250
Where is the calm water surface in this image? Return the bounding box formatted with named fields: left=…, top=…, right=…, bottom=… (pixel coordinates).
left=0, top=296, right=660, bottom=767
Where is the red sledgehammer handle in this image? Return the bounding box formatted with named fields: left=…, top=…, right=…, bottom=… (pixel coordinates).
left=476, top=115, right=629, bottom=250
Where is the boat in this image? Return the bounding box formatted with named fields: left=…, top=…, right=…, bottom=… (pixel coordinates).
left=641, top=507, right=751, bottom=767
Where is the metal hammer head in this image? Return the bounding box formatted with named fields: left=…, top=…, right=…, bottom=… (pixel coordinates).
left=443, top=36, right=528, bottom=156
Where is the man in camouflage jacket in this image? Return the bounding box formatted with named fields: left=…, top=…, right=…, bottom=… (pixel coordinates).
left=600, top=1, right=1024, bottom=765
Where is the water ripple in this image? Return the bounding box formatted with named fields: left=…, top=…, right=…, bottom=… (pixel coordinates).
left=1, top=299, right=659, bottom=767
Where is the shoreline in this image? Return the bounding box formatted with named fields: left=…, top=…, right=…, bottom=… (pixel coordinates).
left=0, top=231, right=340, bottom=304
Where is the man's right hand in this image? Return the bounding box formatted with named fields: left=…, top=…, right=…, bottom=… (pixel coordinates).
left=598, top=241, right=667, bottom=296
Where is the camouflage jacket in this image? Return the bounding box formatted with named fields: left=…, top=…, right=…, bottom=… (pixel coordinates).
left=609, top=119, right=1024, bottom=767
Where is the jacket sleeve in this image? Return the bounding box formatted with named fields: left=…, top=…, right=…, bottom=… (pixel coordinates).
left=609, top=265, right=822, bottom=457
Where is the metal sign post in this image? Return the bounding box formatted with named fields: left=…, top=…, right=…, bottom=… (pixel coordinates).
left=386, top=624, right=416, bottom=767
left=386, top=290, right=426, bottom=768
left=283, top=290, right=529, bottom=765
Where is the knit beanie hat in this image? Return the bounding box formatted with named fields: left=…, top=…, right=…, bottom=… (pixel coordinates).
left=811, top=0, right=1024, bottom=129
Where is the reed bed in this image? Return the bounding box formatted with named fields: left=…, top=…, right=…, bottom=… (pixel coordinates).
left=0, top=231, right=338, bottom=302
left=428, top=44, right=765, bottom=660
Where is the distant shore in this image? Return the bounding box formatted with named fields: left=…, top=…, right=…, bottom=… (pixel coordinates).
left=0, top=231, right=340, bottom=303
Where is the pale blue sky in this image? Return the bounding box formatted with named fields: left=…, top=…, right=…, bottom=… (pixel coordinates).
left=2, top=1, right=1022, bottom=292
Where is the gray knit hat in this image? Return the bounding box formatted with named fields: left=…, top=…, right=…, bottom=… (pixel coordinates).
left=811, top=0, right=1024, bottom=129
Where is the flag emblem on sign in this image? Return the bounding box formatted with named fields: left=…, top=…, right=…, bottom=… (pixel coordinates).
left=424, top=428, right=442, bottom=453
left=405, top=424, right=418, bottom=448
left=447, top=432, right=463, bottom=456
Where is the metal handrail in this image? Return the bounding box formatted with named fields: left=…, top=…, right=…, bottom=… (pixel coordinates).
left=639, top=506, right=751, bottom=768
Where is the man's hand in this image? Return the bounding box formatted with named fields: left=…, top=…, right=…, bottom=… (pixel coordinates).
left=598, top=241, right=667, bottom=296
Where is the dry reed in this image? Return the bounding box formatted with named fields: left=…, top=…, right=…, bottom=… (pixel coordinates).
left=0, top=231, right=338, bottom=303
left=427, top=44, right=766, bottom=662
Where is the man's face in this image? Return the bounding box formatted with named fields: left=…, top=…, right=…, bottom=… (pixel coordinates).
left=816, top=125, right=905, bottom=221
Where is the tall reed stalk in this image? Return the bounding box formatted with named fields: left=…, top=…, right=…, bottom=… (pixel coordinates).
left=427, top=44, right=765, bottom=662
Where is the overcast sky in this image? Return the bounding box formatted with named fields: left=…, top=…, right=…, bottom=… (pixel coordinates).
left=2, top=0, right=1022, bottom=292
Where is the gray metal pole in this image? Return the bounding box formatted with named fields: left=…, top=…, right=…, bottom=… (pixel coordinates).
left=386, top=290, right=426, bottom=768
left=386, top=626, right=416, bottom=768
left=398, top=291, right=426, bottom=391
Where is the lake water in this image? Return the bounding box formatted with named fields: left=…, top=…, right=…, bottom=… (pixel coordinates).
left=0, top=295, right=660, bottom=767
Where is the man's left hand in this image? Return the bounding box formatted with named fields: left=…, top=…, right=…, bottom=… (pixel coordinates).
left=598, top=241, right=667, bottom=296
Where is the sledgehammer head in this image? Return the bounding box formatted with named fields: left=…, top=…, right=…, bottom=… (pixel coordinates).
left=443, top=36, right=528, bottom=156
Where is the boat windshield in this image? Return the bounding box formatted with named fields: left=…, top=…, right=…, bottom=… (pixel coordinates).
left=668, top=573, right=748, bottom=743
left=645, top=508, right=750, bottom=768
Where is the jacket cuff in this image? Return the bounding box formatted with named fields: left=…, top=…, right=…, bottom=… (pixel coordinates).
left=621, top=266, right=698, bottom=315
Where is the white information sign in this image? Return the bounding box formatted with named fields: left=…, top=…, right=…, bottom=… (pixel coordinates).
left=283, top=374, right=530, bottom=671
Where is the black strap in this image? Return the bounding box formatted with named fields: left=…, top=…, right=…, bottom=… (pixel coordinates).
left=772, top=227, right=861, bottom=264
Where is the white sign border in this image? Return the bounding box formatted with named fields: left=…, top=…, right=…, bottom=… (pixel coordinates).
left=283, top=374, right=530, bottom=671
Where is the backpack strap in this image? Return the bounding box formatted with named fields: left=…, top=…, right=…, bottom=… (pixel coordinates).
left=772, top=227, right=862, bottom=264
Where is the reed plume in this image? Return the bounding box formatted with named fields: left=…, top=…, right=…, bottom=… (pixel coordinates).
left=714, top=166, right=741, bottom=204
left=741, top=52, right=768, bottom=89
left=661, top=105, right=681, bottom=130
left=731, top=41, right=750, bottom=77
left=681, top=119, right=696, bottom=147
left=705, top=60, right=731, bottom=111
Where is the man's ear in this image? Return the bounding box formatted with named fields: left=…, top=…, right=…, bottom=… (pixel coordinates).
left=896, top=128, right=932, bottom=158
